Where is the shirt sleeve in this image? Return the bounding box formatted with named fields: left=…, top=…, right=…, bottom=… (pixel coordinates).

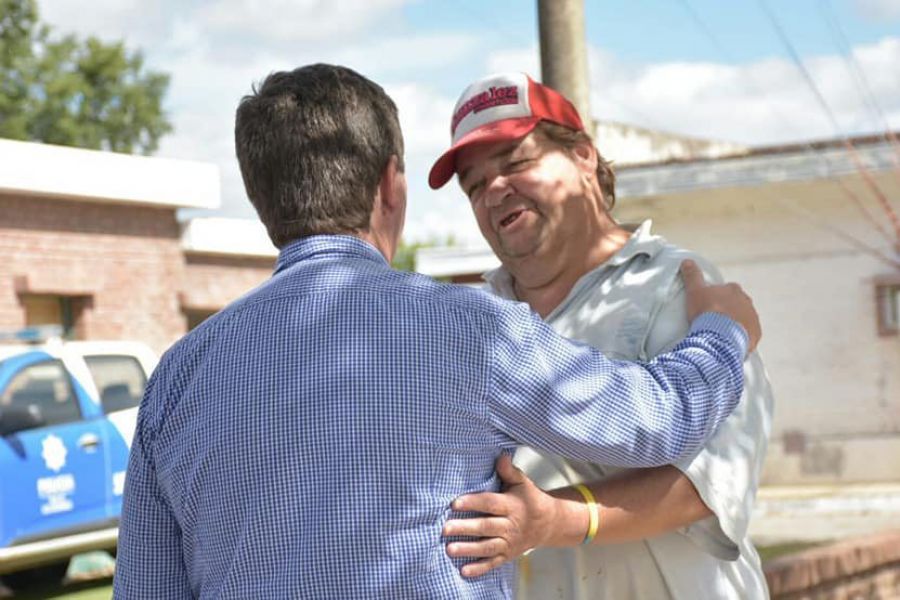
left=644, top=260, right=774, bottom=561
left=113, top=370, right=193, bottom=600
left=485, top=300, right=749, bottom=469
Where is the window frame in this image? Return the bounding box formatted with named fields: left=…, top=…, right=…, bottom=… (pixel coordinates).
left=1, top=358, right=83, bottom=430
left=875, top=274, right=900, bottom=337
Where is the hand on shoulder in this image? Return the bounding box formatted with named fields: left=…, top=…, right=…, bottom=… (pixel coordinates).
left=681, top=260, right=761, bottom=352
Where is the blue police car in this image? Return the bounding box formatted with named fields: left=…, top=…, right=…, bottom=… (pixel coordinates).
left=0, top=328, right=157, bottom=588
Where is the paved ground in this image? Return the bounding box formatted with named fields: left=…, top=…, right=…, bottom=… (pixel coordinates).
left=750, top=482, right=900, bottom=546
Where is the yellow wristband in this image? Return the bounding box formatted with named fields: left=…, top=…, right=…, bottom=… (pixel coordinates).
left=573, top=483, right=600, bottom=545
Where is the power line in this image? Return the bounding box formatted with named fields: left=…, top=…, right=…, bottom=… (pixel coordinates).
left=818, top=0, right=900, bottom=183
left=819, top=0, right=890, bottom=133
left=776, top=197, right=900, bottom=270
left=676, top=0, right=897, bottom=252
left=681, top=0, right=894, bottom=243
left=756, top=0, right=843, bottom=135
left=755, top=0, right=900, bottom=242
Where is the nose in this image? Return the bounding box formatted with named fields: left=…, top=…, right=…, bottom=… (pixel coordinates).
left=482, top=174, right=512, bottom=208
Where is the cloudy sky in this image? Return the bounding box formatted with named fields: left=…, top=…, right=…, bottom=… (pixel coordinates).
left=38, top=0, right=900, bottom=245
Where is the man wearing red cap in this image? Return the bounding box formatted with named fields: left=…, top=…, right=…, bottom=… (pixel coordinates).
left=432, top=73, right=773, bottom=599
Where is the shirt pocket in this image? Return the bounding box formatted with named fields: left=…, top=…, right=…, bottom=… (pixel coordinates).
left=556, top=307, right=648, bottom=362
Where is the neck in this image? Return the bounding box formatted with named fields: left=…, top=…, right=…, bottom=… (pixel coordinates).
left=510, top=223, right=631, bottom=318
left=355, top=228, right=396, bottom=263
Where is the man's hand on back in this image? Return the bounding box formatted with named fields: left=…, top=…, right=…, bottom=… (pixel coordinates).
left=681, top=260, right=761, bottom=352
left=443, top=454, right=559, bottom=578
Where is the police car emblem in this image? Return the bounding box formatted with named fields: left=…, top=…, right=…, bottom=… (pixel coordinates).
left=41, top=434, right=67, bottom=472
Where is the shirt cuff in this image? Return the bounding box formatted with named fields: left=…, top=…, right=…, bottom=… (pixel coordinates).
left=689, top=312, right=749, bottom=359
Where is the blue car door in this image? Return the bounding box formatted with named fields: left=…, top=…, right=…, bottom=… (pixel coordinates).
left=83, top=353, right=147, bottom=516
left=0, top=353, right=110, bottom=546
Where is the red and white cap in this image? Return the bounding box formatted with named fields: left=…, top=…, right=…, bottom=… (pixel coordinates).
left=428, top=72, right=585, bottom=189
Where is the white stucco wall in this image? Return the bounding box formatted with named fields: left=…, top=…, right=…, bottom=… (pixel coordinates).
left=595, top=120, right=748, bottom=166
left=0, top=138, right=220, bottom=210
left=615, top=173, right=900, bottom=484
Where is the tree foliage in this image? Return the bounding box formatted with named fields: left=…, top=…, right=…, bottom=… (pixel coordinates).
left=392, top=235, right=458, bottom=273
left=392, top=240, right=428, bottom=272
left=0, top=0, right=172, bottom=154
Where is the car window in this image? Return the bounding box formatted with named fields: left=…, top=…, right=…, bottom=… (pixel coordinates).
left=0, top=360, right=81, bottom=428
left=84, top=355, right=147, bottom=413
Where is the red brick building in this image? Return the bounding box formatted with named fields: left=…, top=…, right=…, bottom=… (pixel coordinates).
left=0, top=139, right=275, bottom=355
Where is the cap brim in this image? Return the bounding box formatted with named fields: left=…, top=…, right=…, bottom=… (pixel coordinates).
left=428, top=117, right=542, bottom=190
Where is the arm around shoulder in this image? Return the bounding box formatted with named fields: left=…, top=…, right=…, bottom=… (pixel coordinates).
left=485, top=300, right=748, bottom=470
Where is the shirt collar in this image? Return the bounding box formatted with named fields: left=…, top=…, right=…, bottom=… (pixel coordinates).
left=274, top=235, right=389, bottom=274
left=483, top=265, right=516, bottom=300
left=605, top=219, right=666, bottom=266
left=483, top=220, right=665, bottom=300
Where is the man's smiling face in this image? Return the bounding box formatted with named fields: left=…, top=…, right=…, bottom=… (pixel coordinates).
left=457, top=130, right=598, bottom=265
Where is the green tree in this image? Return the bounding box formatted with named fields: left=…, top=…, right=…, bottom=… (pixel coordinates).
left=0, top=0, right=172, bottom=154
left=392, top=235, right=458, bottom=273
left=0, top=0, right=38, bottom=139
left=392, top=240, right=428, bottom=272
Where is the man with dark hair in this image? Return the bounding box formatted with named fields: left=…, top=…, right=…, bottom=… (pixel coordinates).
left=432, top=73, right=773, bottom=599
left=235, top=66, right=405, bottom=245
left=114, top=64, right=760, bottom=599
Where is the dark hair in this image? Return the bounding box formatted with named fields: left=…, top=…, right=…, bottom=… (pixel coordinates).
left=235, top=64, right=404, bottom=247
left=535, top=121, right=616, bottom=211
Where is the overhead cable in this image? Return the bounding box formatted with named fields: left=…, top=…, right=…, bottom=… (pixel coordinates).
left=756, top=0, right=900, bottom=242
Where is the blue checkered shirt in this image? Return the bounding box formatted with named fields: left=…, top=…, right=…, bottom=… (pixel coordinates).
left=114, top=235, right=747, bottom=599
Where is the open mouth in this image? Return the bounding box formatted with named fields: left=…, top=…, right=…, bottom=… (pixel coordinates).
left=499, top=210, right=524, bottom=229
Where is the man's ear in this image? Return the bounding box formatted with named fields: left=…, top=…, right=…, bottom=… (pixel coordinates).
left=378, top=155, right=405, bottom=214
left=572, top=139, right=598, bottom=176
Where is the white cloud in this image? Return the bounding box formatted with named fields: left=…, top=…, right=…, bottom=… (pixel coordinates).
left=194, top=0, right=408, bottom=43
left=151, top=34, right=485, bottom=220
left=32, top=2, right=900, bottom=245
left=40, top=0, right=178, bottom=47
left=157, top=46, right=301, bottom=217
left=36, top=0, right=487, bottom=238
left=40, top=0, right=417, bottom=66
left=173, top=33, right=900, bottom=241
left=157, top=55, right=486, bottom=242
left=485, top=46, right=539, bottom=77
left=580, top=37, right=900, bottom=146
left=389, top=83, right=454, bottom=156
left=408, top=188, right=483, bottom=246
left=387, top=83, right=484, bottom=244
left=332, top=34, right=481, bottom=76
left=854, top=0, right=900, bottom=19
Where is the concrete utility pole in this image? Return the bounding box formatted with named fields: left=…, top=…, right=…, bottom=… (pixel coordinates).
left=537, top=0, right=593, bottom=133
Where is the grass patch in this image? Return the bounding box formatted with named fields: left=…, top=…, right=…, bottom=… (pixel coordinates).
left=757, top=541, right=827, bottom=562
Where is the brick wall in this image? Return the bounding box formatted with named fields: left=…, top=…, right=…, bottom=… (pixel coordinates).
left=181, top=253, right=274, bottom=313
left=766, top=531, right=900, bottom=599
left=1, top=193, right=281, bottom=356
left=1, top=193, right=185, bottom=354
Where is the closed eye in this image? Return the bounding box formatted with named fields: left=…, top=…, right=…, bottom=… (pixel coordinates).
left=466, top=181, right=484, bottom=201
left=505, top=158, right=532, bottom=173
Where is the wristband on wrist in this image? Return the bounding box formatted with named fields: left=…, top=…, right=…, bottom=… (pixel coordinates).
left=572, top=483, right=600, bottom=545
